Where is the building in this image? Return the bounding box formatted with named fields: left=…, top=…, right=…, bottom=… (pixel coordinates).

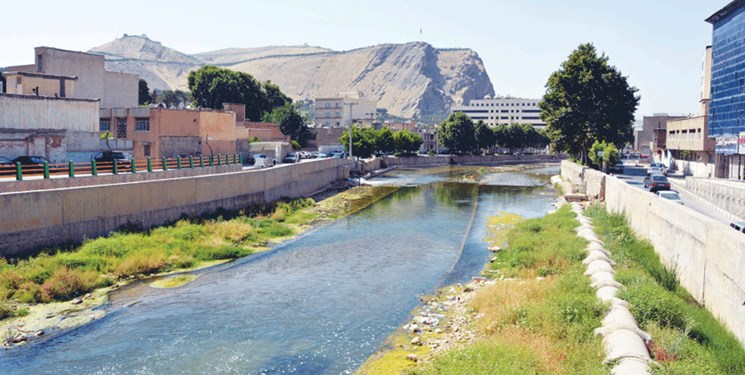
left=0, top=93, right=102, bottom=163
left=634, top=114, right=686, bottom=158
left=4, top=47, right=138, bottom=108
left=99, top=107, right=237, bottom=160
left=666, top=46, right=715, bottom=164
left=706, top=0, right=745, bottom=178
left=449, top=96, right=545, bottom=128
left=314, top=93, right=376, bottom=128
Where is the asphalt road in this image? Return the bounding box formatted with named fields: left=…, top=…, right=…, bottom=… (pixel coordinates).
left=611, top=163, right=738, bottom=225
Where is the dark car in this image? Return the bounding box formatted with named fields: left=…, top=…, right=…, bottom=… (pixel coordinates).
left=607, top=161, right=624, bottom=174
left=11, top=155, right=50, bottom=165
left=92, top=151, right=130, bottom=165
left=0, top=156, right=13, bottom=165
left=644, top=174, right=671, bottom=192
left=283, top=152, right=300, bottom=163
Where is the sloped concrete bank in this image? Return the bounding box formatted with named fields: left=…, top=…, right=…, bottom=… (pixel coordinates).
left=560, top=160, right=745, bottom=348
left=570, top=202, right=652, bottom=375
left=0, top=159, right=352, bottom=257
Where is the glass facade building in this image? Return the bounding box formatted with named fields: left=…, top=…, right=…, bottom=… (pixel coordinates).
left=708, top=1, right=745, bottom=137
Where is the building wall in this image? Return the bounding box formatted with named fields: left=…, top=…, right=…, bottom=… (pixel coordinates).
left=314, top=97, right=377, bottom=127
left=37, top=47, right=106, bottom=103
left=103, top=71, right=138, bottom=108
left=0, top=93, right=99, bottom=133
left=0, top=129, right=67, bottom=163
left=635, top=115, right=686, bottom=154
left=450, top=97, right=545, bottom=128
left=666, top=116, right=714, bottom=152
left=3, top=73, right=75, bottom=98
left=0, top=159, right=351, bottom=257
left=709, top=4, right=745, bottom=137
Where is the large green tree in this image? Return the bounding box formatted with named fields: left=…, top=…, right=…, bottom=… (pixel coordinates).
left=393, top=129, right=423, bottom=155
left=266, top=103, right=315, bottom=147
left=138, top=79, right=150, bottom=105
left=339, top=127, right=377, bottom=158
left=439, top=112, right=477, bottom=155
left=474, top=120, right=496, bottom=154
left=539, top=43, right=639, bottom=163
left=375, top=127, right=396, bottom=155
left=188, top=66, right=291, bottom=121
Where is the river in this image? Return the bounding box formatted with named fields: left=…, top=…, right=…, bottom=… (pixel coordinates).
left=0, top=164, right=559, bottom=374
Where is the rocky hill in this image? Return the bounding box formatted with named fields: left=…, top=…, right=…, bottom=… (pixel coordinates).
left=90, top=35, right=494, bottom=121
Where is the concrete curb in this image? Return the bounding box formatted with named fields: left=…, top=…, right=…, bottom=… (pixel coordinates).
left=570, top=202, right=653, bottom=375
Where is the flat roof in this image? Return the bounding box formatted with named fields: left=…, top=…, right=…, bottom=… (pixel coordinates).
left=2, top=71, right=77, bottom=80
left=706, top=0, right=745, bottom=24
left=0, top=92, right=99, bottom=103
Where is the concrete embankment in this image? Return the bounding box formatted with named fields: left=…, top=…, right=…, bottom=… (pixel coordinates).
left=0, top=159, right=352, bottom=257
left=560, top=160, right=745, bottom=347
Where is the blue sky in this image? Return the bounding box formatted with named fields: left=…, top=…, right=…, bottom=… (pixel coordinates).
left=0, top=0, right=729, bottom=122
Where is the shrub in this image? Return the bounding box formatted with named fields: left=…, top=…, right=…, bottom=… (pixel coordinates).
left=39, top=267, right=98, bottom=302
left=114, top=253, right=168, bottom=277
left=195, top=245, right=250, bottom=260
left=619, top=274, right=686, bottom=330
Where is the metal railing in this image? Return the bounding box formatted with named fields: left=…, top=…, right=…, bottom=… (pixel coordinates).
left=0, top=154, right=242, bottom=181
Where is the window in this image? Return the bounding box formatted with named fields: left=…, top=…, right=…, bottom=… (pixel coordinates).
left=143, top=144, right=151, bottom=157
left=116, top=118, right=127, bottom=138
left=135, top=118, right=150, bottom=131
left=37, top=54, right=43, bottom=72
left=100, top=119, right=111, bottom=131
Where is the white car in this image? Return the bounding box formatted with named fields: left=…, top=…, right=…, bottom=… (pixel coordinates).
left=252, top=154, right=276, bottom=168
left=656, top=190, right=683, bottom=205
left=647, top=162, right=668, bottom=176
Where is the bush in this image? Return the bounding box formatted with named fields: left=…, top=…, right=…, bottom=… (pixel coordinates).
left=39, top=267, right=98, bottom=302
left=619, top=274, right=686, bottom=330
left=114, top=253, right=168, bottom=277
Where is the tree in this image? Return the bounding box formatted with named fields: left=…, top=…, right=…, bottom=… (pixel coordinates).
left=588, top=140, right=620, bottom=171
left=188, top=66, right=285, bottom=121
left=393, top=129, right=423, bottom=155
left=268, top=103, right=315, bottom=147
left=339, top=127, right=377, bottom=158
left=439, top=112, right=477, bottom=155
left=539, top=43, right=639, bottom=163
left=474, top=120, right=496, bottom=154
left=156, top=90, right=192, bottom=108
left=138, top=79, right=150, bottom=105
left=375, top=127, right=396, bottom=155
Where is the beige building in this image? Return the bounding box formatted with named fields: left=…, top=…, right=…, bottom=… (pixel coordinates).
left=450, top=96, right=546, bottom=129
left=666, top=46, right=715, bottom=163
left=2, top=71, right=76, bottom=98
left=5, top=47, right=138, bottom=108
left=0, top=93, right=101, bottom=163
left=314, top=93, right=376, bottom=128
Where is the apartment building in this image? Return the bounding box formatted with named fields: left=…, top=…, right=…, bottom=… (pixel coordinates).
left=314, top=94, right=376, bottom=128
left=450, top=96, right=546, bottom=128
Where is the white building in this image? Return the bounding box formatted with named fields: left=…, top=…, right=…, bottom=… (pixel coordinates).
left=450, top=96, right=546, bottom=129
left=314, top=92, right=376, bottom=128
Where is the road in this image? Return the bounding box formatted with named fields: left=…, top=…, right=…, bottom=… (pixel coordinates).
left=612, top=162, right=739, bottom=225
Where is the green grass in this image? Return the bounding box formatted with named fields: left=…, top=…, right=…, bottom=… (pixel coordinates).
left=585, top=205, right=745, bottom=374
left=0, top=198, right=318, bottom=312
left=412, top=205, right=607, bottom=375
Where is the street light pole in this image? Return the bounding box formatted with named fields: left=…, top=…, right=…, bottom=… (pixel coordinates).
left=345, top=102, right=357, bottom=159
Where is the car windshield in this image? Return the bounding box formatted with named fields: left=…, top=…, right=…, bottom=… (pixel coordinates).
left=652, top=176, right=668, bottom=182
left=659, top=192, right=678, bottom=199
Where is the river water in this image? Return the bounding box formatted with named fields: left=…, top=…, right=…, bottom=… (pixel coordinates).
left=1, top=164, right=558, bottom=374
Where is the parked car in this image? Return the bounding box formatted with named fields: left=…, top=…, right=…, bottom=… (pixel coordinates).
left=607, top=161, right=624, bottom=174
left=656, top=190, right=683, bottom=205
left=316, top=153, right=330, bottom=159
left=730, top=221, right=745, bottom=233
left=643, top=174, right=671, bottom=192
left=253, top=154, right=277, bottom=168
left=11, top=155, right=50, bottom=165
left=0, top=156, right=13, bottom=165
left=283, top=152, right=300, bottom=163
left=647, top=162, right=667, bottom=176
left=92, top=151, right=131, bottom=165
left=331, top=151, right=347, bottom=159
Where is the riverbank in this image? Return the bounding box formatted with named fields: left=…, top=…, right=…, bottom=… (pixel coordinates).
left=1, top=184, right=400, bottom=348
left=357, top=204, right=608, bottom=374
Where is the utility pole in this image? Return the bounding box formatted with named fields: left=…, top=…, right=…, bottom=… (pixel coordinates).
left=345, top=101, right=357, bottom=159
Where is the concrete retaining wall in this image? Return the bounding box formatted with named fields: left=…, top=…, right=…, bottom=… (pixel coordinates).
left=559, top=160, right=605, bottom=198
left=671, top=160, right=714, bottom=178
left=0, top=159, right=351, bottom=257
left=561, top=161, right=745, bottom=346
left=684, top=177, right=745, bottom=218
left=383, top=154, right=564, bottom=168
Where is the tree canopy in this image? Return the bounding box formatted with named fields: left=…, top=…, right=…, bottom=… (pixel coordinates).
left=339, top=127, right=423, bottom=158
left=138, top=79, right=150, bottom=105
left=187, top=66, right=291, bottom=121
left=393, top=129, right=423, bottom=155
left=438, top=112, right=477, bottom=155
left=155, top=90, right=192, bottom=108
left=265, top=103, right=315, bottom=147
left=539, top=43, right=639, bottom=162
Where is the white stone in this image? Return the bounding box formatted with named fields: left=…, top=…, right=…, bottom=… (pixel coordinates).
left=602, top=329, right=651, bottom=363
left=612, top=357, right=651, bottom=375
left=585, top=260, right=615, bottom=276
left=596, top=286, right=619, bottom=302
left=583, top=251, right=615, bottom=265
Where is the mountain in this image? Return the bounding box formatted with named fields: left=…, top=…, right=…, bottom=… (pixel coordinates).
left=90, top=35, right=494, bottom=122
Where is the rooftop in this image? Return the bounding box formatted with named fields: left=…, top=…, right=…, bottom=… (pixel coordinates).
left=705, top=0, right=745, bottom=24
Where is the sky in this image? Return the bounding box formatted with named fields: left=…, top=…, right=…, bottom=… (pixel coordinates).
left=0, top=0, right=729, bottom=122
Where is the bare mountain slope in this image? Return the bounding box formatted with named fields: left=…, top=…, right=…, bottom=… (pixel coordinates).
left=90, top=35, right=494, bottom=121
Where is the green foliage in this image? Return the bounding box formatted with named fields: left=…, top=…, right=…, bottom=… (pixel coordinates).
left=393, top=129, right=423, bottom=155
left=155, top=90, right=192, bottom=108
left=539, top=43, right=639, bottom=162
left=187, top=66, right=292, bottom=121
left=413, top=340, right=544, bottom=375
left=375, top=127, right=395, bottom=154
left=439, top=112, right=477, bottom=154
left=588, top=140, right=621, bottom=170
left=586, top=205, right=745, bottom=373
left=474, top=120, right=496, bottom=153
left=290, top=140, right=301, bottom=150
left=266, top=103, right=315, bottom=147
left=138, top=79, right=150, bottom=105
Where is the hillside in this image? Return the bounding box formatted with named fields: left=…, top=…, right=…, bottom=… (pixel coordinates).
left=90, top=35, right=494, bottom=121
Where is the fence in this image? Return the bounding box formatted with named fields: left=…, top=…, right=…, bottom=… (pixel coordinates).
left=0, top=154, right=243, bottom=181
